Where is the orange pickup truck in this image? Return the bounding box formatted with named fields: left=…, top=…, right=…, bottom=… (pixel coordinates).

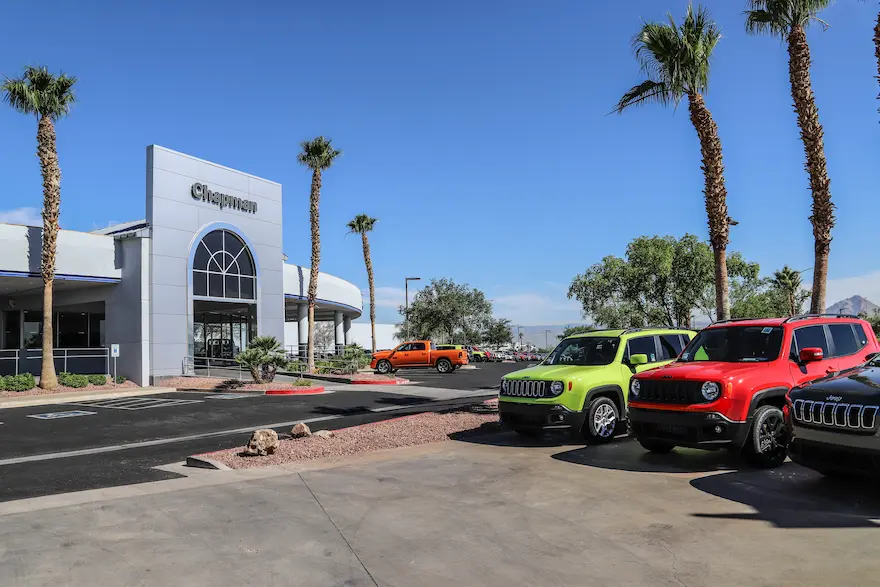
left=371, top=341, right=469, bottom=374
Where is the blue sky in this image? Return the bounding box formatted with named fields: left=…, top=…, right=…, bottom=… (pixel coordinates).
left=0, top=1, right=877, bottom=326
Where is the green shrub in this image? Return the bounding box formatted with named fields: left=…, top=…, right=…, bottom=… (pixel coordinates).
left=291, top=378, right=314, bottom=387
left=115, top=375, right=127, bottom=384
left=0, top=373, right=36, bottom=392
left=59, top=372, right=89, bottom=388
left=87, top=374, right=107, bottom=386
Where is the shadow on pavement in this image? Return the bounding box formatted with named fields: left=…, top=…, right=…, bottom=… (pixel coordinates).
left=374, top=396, right=431, bottom=407
left=449, top=427, right=584, bottom=448
left=552, top=439, right=745, bottom=474
left=311, top=405, right=371, bottom=416
left=689, top=465, right=880, bottom=528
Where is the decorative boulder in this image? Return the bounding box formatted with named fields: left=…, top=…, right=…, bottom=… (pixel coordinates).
left=291, top=422, right=312, bottom=438
left=243, top=429, right=279, bottom=456
left=313, top=429, right=334, bottom=439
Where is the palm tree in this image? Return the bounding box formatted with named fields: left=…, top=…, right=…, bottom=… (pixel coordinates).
left=347, top=214, right=378, bottom=354
left=745, top=1, right=834, bottom=314
left=615, top=5, right=733, bottom=320
left=2, top=66, right=77, bottom=390
left=297, top=137, right=342, bottom=372
left=772, top=265, right=804, bottom=316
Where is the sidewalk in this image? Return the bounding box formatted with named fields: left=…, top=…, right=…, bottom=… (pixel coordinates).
left=0, top=386, right=177, bottom=409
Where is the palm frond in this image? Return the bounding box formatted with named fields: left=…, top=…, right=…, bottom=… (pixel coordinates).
left=1, top=65, right=77, bottom=119
left=297, top=136, right=342, bottom=171
left=613, top=80, right=672, bottom=113
left=745, top=0, right=833, bottom=37
left=347, top=213, right=378, bottom=234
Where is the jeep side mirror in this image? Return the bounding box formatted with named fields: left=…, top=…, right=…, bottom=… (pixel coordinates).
left=630, top=354, right=649, bottom=365
left=799, top=347, right=824, bottom=363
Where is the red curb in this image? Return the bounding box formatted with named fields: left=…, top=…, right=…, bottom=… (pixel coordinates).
left=349, top=379, right=411, bottom=385
left=264, top=386, right=326, bottom=395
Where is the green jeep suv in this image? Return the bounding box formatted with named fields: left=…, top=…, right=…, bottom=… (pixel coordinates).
left=499, top=328, right=696, bottom=443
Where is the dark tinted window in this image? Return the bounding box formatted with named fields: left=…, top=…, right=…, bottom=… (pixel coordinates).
left=854, top=324, right=870, bottom=348
left=680, top=326, right=784, bottom=363
left=396, top=343, right=411, bottom=352
left=544, top=337, right=620, bottom=366
left=411, top=342, right=426, bottom=350
left=829, top=324, right=861, bottom=357
left=659, top=335, right=685, bottom=361
left=794, top=325, right=829, bottom=356
left=627, top=336, right=657, bottom=363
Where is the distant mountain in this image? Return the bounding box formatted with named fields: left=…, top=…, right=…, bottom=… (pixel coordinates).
left=825, top=295, right=879, bottom=317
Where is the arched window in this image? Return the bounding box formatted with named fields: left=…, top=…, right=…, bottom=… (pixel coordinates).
left=192, top=229, right=256, bottom=300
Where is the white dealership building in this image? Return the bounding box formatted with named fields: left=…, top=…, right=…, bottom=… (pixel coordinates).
left=0, top=146, right=369, bottom=385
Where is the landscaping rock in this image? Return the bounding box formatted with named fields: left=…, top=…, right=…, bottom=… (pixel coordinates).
left=291, top=422, right=312, bottom=438
left=243, top=429, right=279, bottom=456
left=313, top=429, right=334, bottom=439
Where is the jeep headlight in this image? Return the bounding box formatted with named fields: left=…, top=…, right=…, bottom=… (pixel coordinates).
left=550, top=381, right=564, bottom=395
left=501, top=380, right=509, bottom=393
left=630, top=378, right=640, bottom=397
left=701, top=381, right=720, bottom=401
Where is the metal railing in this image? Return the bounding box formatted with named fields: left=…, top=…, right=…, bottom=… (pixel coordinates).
left=188, top=356, right=246, bottom=380
left=0, top=350, right=21, bottom=375
left=1, top=347, right=110, bottom=376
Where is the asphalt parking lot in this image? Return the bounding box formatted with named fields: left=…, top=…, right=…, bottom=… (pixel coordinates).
left=402, top=360, right=529, bottom=389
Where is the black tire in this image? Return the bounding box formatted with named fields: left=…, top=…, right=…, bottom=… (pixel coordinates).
left=583, top=396, right=620, bottom=444
left=744, top=405, right=788, bottom=469
left=375, top=360, right=392, bottom=375
left=637, top=438, right=676, bottom=454
left=513, top=427, right=544, bottom=438
left=436, top=358, right=453, bottom=373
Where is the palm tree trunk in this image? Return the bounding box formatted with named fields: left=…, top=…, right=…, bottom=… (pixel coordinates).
left=687, top=92, right=730, bottom=321
left=787, top=25, right=834, bottom=314
left=306, top=170, right=322, bottom=372
left=874, top=12, right=880, bottom=115
left=361, top=232, right=377, bottom=354
left=37, top=115, right=60, bottom=390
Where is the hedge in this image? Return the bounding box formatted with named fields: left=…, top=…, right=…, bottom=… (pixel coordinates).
left=59, top=372, right=90, bottom=388
left=0, top=373, right=36, bottom=392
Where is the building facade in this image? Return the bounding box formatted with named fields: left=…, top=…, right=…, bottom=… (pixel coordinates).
left=0, top=146, right=362, bottom=384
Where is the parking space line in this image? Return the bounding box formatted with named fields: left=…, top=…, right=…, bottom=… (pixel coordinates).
left=67, top=398, right=204, bottom=411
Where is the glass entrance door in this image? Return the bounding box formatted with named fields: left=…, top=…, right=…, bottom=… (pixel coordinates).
left=193, top=301, right=257, bottom=362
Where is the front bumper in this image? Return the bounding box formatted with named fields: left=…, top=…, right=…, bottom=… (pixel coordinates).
left=499, top=401, right=586, bottom=432
left=788, top=422, right=880, bottom=478
left=629, top=407, right=751, bottom=450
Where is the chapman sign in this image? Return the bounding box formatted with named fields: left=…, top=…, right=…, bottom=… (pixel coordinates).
left=191, top=182, right=258, bottom=214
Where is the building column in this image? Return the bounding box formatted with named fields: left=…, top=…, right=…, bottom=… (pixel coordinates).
left=297, top=303, right=308, bottom=360
left=334, top=311, right=344, bottom=354
left=343, top=316, right=352, bottom=346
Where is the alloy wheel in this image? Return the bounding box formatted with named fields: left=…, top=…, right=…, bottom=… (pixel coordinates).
left=594, top=404, right=616, bottom=438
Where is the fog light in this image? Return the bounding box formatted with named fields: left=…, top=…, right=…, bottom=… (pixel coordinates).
left=552, top=414, right=565, bottom=423
left=714, top=425, right=723, bottom=434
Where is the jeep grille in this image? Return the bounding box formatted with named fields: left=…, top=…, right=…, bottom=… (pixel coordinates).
left=792, top=399, right=878, bottom=432
left=501, top=380, right=549, bottom=399
left=637, top=380, right=705, bottom=404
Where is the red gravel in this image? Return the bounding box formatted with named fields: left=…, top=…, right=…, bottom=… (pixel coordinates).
left=204, top=404, right=500, bottom=469
left=161, top=376, right=318, bottom=392
left=314, top=372, right=409, bottom=383
left=0, top=380, right=139, bottom=398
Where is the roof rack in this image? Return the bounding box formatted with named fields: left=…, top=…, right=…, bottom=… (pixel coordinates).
left=620, top=326, right=676, bottom=335
left=709, top=317, right=767, bottom=326
left=782, top=313, right=860, bottom=324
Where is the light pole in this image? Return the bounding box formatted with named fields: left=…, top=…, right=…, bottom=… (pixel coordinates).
left=404, top=277, right=421, bottom=340
left=545, top=329, right=551, bottom=350
left=517, top=326, right=523, bottom=350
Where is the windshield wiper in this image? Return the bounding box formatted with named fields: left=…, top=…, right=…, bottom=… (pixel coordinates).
left=739, top=357, right=769, bottom=362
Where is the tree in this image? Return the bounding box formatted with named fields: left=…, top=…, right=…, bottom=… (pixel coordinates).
left=772, top=265, right=807, bottom=316
left=313, top=322, right=335, bottom=350
left=568, top=235, right=761, bottom=328
left=234, top=336, right=289, bottom=383
left=347, top=214, right=378, bottom=354
left=297, top=137, right=342, bottom=372
left=557, top=325, right=595, bottom=340
left=483, top=318, right=514, bottom=347
left=860, top=310, right=880, bottom=335
left=746, top=0, right=835, bottom=314
left=615, top=5, right=733, bottom=320
left=2, top=66, right=77, bottom=390
left=396, top=278, right=492, bottom=343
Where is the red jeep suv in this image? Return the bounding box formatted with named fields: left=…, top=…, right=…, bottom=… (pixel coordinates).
left=628, top=315, right=880, bottom=468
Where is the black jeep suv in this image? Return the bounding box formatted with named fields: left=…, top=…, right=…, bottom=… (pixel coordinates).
left=787, top=355, right=880, bottom=478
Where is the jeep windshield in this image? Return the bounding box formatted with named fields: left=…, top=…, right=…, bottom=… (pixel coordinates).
left=543, top=337, right=620, bottom=366
left=679, top=326, right=783, bottom=363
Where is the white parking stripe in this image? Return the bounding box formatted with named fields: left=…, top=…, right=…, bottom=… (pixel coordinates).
left=67, top=398, right=204, bottom=411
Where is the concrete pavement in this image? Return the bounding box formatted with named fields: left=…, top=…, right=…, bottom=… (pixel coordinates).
left=3, top=432, right=879, bottom=586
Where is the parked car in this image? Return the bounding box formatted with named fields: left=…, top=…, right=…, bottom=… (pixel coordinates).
left=372, top=341, right=469, bottom=374
left=629, top=314, right=880, bottom=468
left=787, top=352, right=880, bottom=478
left=499, top=327, right=696, bottom=443
left=466, top=346, right=489, bottom=362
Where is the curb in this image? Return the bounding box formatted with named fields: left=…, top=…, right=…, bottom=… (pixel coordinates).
left=185, top=455, right=231, bottom=470
left=264, top=386, right=326, bottom=395
left=349, top=379, right=411, bottom=385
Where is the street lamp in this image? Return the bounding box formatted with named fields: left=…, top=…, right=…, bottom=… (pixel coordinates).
left=517, top=326, right=523, bottom=350
left=545, top=329, right=551, bottom=350
left=404, top=277, right=421, bottom=340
